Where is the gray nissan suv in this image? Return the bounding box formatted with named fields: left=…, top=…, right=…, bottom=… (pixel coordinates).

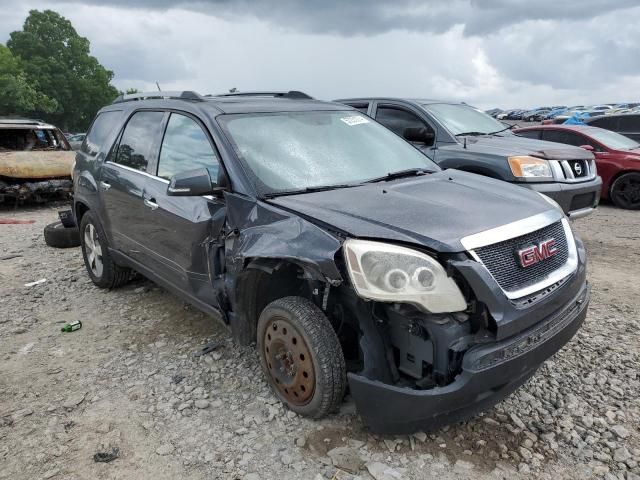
left=72, top=91, right=590, bottom=433
left=337, top=98, right=603, bottom=219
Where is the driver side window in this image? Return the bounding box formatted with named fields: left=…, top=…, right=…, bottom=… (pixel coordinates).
left=375, top=106, right=435, bottom=146
left=157, top=113, right=220, bottom=180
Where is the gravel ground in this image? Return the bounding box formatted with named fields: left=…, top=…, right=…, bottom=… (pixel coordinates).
left=0, top=202, right=638, bottom=480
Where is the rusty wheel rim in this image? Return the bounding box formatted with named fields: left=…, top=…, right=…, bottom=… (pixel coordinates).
left=263, top=315, right=315, bottom=406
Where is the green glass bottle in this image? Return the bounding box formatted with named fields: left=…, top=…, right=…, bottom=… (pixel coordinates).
left=61, top=320, right=82, bottom=332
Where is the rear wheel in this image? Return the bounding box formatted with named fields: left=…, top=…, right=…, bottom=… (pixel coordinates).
left=257, top=296, right=346, bottom=419
left=79, top=211, right=131, bottom=288
left=610, top=172, right=640, bottom=210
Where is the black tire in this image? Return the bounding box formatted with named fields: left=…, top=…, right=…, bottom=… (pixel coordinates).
left=44, top=221, right=81, bottom=248
left=79, top=211, right=131, bottom=289
left=610, top=172, right=640, bottom=210
left=257, top=296, right=346, bottom=419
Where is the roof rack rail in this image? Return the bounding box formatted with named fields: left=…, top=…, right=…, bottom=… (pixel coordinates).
left=213, top=90, right=314, bottom=100
left=112, top=90, right=205, bottom=104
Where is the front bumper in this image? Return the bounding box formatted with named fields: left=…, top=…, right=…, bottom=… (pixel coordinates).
left=348, top=281, right=589, bottom=434
left=524, top=176, right=602, bottom=219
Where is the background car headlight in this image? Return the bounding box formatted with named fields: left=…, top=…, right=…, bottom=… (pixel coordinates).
left=343, top=239, right=467, bottom=313
left=508, top=155, right=553, bottom=180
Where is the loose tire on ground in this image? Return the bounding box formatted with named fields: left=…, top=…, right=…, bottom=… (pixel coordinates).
left=43, top=221, right=81, bottom=248
left=257, top=296, right=346, bottom=419
left=79, top=211, right=131, bottom=289
left=610, top=172, right=640, bottom=210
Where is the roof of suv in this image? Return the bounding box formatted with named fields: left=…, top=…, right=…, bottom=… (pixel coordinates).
left=203, top=96, right=350, bottom=114
left=0, top=117, right=58, bottom=129
left=106, top=91, right=351, bottom=115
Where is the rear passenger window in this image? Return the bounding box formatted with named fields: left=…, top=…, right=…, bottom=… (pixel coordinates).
left=376, top=106, right=427, bottom=137
left=115, top=111, right=165, bottom=172
left=516, top=130, right=541, bottom=140
left=157, top=113, right=219, bottom=180
left=82, top=110, right=122, bottom=157
left=542, top=130, right=584, bottom=147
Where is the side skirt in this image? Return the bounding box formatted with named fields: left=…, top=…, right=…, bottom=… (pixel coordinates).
left=109, top=248, right=228, bottom=330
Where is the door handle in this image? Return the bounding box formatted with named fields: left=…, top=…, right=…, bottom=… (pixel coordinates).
left=99, top=181, right=111, bottom=191
left=143, top=198, right=159, bottom=210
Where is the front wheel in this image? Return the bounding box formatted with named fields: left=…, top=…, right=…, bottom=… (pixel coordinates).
left=257, top=296, right=346, bottom=419
left=610, top=172, right=640, bottom=210
left=80, top=211, right=131, bottom=288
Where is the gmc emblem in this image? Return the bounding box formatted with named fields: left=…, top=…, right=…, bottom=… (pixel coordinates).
left=517, top=239, right=558, bottom=268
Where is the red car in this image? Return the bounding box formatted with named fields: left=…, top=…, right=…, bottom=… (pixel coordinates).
left=514, top=125, right=640, bottom=209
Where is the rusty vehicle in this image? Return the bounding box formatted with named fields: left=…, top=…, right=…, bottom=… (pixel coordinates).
left=0, top=118, right=75, bottom=203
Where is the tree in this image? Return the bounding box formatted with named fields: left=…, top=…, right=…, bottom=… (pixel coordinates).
left=0, top=43, right=57, bottom=116
left=7, top=10, right=119, bottom=131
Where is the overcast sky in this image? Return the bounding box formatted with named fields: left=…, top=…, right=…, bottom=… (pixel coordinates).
left=1, top=1, right=639, bottom=109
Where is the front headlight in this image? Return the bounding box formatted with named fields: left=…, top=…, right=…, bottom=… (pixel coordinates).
left=343, top=239, right=467, bottom=314
left=508, top=155, right=553, bottom=180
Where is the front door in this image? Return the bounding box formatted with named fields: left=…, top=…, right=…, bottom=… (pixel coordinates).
left=141, top=112, right=226, bottom=307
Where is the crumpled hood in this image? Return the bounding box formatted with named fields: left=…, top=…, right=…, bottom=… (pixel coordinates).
left=457, top=133, right=594, bottom=160
left=269, top=170, right=558, bottom=253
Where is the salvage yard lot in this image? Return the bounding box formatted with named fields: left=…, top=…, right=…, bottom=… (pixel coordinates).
left=0, top=203, right=639, bottom=480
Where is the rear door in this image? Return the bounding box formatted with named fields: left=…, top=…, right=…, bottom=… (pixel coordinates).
left=98, top=110, right=166, bottom=261
left=141, top=111, right=226, bottom=307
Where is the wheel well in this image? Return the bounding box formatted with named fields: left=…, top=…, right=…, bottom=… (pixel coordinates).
left=609, top=169, right=640, bottom=196
left=232, top=260, right=317, bottom=345
left=75, top=202, right=89, bottom=225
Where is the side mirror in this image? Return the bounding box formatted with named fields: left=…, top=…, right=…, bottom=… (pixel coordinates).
left=580, top=144, right=594, bottom=152
left=167, top=167, right=219, bottom=196
left=403, top=127, right=435, bottom=144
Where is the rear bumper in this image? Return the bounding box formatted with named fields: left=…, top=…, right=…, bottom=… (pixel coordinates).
left=525, top=177, right=602, bottom=219
left=348, top=282, right=589, bottom=434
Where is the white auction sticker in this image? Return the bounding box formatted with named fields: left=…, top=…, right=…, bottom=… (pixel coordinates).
left=340, top=115, right=369, bottom=126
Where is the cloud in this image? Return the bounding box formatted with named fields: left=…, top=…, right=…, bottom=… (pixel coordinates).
left=0, top=0, right=638, bottom=109
left=36, top=0, right=640, bottom=37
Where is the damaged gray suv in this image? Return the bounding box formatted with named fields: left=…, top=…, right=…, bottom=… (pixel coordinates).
left=73, top=91, right=590, bottom=433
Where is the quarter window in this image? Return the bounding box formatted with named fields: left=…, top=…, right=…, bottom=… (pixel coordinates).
left=82, top=110, right=122, bottom=157
left=157, top=113, right=219, bottom=180
left=347, top=104, right=369, bottom=115
left=115, top=111, right=165, bottom=172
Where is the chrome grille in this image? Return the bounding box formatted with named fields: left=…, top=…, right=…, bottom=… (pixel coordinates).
left=473, top=221, right=569, bottom=293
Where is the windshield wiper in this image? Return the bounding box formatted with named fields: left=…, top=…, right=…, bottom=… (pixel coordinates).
left=263, top=183, right=359, bottom=198
left=455, top=131, right=487, bottom=137
left=364, top=168, right=433, bottom=184
left=486, top=125, right=514, bottom=135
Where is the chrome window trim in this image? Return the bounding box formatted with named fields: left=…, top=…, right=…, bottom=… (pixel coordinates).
left=105, top=161, right=170, bottom=184
left=462, top=214, right=578, bottom=300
